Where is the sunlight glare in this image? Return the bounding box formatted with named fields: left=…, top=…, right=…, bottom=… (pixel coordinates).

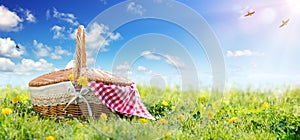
left=286, top=0, right=300, bottom=14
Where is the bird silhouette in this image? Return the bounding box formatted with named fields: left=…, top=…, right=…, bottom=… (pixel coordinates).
left=279, top=19, right=289, bottom=28
left=244, top=11, right=255, bottom=17
left=16, top=45, right=20, bottom=49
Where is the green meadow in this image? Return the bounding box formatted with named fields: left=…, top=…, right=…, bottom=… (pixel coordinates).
left=0, top=85, right=299, bottom=139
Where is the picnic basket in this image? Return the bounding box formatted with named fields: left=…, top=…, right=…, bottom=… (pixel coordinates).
left=28, top=25, right=133, bottom=118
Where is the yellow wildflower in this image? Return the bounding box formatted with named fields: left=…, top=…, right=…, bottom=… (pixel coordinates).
left=159, top=119, right=167, bottom=125
left=12, top=96, right=20, bottom=103
left=77, top=76, right=88, bottom=87
left=205, top=110, right=214, bottom=119
left=100, top=113, right=108, bottom=121
left=66, top=120, right=72, bottom=123
left=212, top=99, right=222, bottom=108
left=2, top=108, right=13, bottom=115
left=102, top=126, right=109, bottom=133
left=46, top=136, right=55, bottom=140
left=20, top=94, right=28, bottom=101
left=5, top=85, right=10, bottom=90
left=31, top=116, right=38, bottom=121
left=162, top=100, right=169, bottom=106
left=177, top=114, right=185, bottom=121
left=68, top=74, right=74, bottom=81
left=262, top=102, right=269, bottom=109
left=76, top=123, right=84, bottom=128
left=178, top=98, right=183, bottom=104
left=197, top=103, right=204, bottom=110
left=165, top=132, right=172, bottom=139
left=139, top=118, right=148, bottom=123
left=228, top=117, right=238, bottom=124
left=223, top=100, right=230, bottom=105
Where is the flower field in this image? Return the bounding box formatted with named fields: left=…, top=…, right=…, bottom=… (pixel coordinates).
left=0, top=85, right=299, bottom=139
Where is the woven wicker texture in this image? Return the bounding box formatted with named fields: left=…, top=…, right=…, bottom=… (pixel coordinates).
left=33, top=103, right=111, bottom=118
left=29, top=68, right=133, bottom=87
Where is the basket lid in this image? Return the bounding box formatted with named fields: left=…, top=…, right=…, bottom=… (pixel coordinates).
left=28, top=68, right=133, bottom=87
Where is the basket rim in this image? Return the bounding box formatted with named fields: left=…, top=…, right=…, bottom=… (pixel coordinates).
left=29, top=68, right=133, bottom=87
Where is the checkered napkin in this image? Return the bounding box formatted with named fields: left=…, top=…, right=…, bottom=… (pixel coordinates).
left=88, top=81, right=155, bottom=120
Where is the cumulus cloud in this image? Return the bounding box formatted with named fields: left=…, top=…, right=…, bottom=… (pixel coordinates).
left=33, top=40, right=51, bottom=58
left=115, top=62, right=132, bottom=76
left=227, top=50, right=264, bottom=57
left=46, top=9, right=50, bottom=20
left=19, top=8, right=36, bottom=23
left=33, top=40, right=72, bottom=59
left=0, top=57, right=54, bottom=75
left=51, top=25, right=65, bottom=39
left=165, top=55, right=185, bottom=68
left=50, top=46, right=72, bottom=59
left=140, top=51, right=184, bottom=68
left=65, top=60, right=75, bottom=69
left=141, top=51, right=161, bottom=60
left=116, top=62, right=131, bottom=71
left=137, top=66, right=147, bottom=71
left=127, top=2, right=145, bottom=16
left=84, top=23, right=121, bottom=63
left=0, top=5, right=23, bottom=31
left=0, top=37, right=25, bottom=58
left=0, top=58, right=15, bottom=72
left=52, top=8, right=79, bottom=26
left=15, top=58, right=54, bottom=75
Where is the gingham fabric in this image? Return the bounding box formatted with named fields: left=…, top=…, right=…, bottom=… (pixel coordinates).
left=88, top=81, right=155, bottom=120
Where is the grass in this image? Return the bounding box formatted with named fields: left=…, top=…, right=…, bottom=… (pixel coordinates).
left=0, top=85, right=299, bottom=139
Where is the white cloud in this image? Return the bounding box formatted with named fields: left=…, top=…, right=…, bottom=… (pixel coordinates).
left=51, top=25, right=65, bottom=39
left=52, top=8, right=79, bottom=26
left=115, top=62, right=132, bottom=76
left=226, top=50, right=264, bottom=57
left=140, top=51, right=184, bottom=68
left=15, top=58, right=54, bottom=75
left=165, top=55, right=185, bottom=68
left=0, top=5, right=23, bottom=31
left=33, top=40, right=51, bottom=58
left=33, top=40, right=72, bottom=59
left=65, top=60, right=75, bottom=69
left=108, top=32, right=121, bottom=40
left=85, top=23, right=121, bottom=62
left=0, top=58, right=15, bottom=72
left=127, top=2, right=145, bottom=16
left=0, top=57, right=54, bottom=75
left=141, top=51, right=161, bottom=60
left=116, top=62, right=131, bottom=71
left=137, top=66, right=147, bottom=71
left=19, top=8, right=36, bottom=23
left=46, top=9, right=50, bottom=20
left=50, top=46, right=72, bottom=59
left=0, top=37, right=24, bottom=58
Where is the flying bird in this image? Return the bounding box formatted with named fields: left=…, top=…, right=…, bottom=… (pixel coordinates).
left=244, top=11, right=255, bottom=17
left=279, top=19, right=290, bottom=28
left=16, top=45, right=20, bottom=49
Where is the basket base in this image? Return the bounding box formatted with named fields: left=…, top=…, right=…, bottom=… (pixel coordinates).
left=33, top=103, right=112, bottom=119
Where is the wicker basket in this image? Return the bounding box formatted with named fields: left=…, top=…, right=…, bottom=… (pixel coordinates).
left=29, top=25, right=132, bottom=119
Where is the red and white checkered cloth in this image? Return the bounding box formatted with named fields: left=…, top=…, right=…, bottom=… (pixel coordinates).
left=88, top=81, right=155, bottom=120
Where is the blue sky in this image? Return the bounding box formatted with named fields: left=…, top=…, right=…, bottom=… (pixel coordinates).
left=0, top=0, right=299, bottom=89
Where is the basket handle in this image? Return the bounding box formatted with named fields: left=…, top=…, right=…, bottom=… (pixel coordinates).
left=74, top=25, right=87, bottom=89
